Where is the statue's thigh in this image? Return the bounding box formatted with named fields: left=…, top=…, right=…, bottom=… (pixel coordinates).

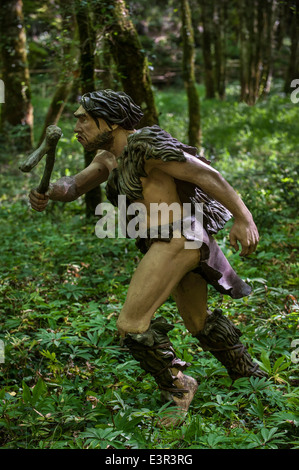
left=172, top=272, right=208, bottom=335
left=117, top=237, right=200, bottom=336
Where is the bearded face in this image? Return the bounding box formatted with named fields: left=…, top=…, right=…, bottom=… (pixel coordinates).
left=74, top=105, right=115, bottom=152
left=83, top=130, right=115, bottom=152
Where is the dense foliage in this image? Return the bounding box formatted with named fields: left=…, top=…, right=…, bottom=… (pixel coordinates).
left=0, top=82, right=298, bottom=449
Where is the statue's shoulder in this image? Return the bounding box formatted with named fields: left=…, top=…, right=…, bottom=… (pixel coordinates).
left=127, top=125, right=165, bottom=148
left=126, top=125, right=187, bottom=163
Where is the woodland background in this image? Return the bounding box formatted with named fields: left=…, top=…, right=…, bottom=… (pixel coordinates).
left=0, top=0, right=298, bottom=450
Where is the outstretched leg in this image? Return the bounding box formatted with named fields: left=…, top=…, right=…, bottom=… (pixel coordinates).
left=172, top=271, right=267, bottom=380
left=117, top=236, right=200, bottom=336
left=117, top=236, right=200, bottom=426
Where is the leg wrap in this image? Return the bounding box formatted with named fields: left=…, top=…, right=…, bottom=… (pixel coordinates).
left=196, top=309, right=267, bottom=380
left=123, top=318, right=190, bottom=398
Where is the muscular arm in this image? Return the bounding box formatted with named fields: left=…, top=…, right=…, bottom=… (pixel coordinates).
left=29, top=150, right=116, bottom=210
left=146, top=154, right=259, bottom=256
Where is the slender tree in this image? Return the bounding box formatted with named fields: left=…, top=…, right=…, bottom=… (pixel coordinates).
left=200, top=0, right=215, bottom=99
left=75, top=0, right=102, bottom=218
left=180, top=0, right=201, bottom=148
left=284, top=0, right=299, bottom=94
left=213, top=0, right=228, bottom=100
left=38, top=0, right=78, bottom=146
left=0, top=0, right=33, bottom=150
left=238, top=0, right=279, bottom=105
left=96, top=0, right=159, bottom=128
left=259, top=0, right=278, bottom=97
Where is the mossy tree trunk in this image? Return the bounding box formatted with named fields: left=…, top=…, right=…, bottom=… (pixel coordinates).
left=97, top=40, right=115, bottom=89
left=99, top=0, right=159, bottom=128
left=0, top=0, right=33, bottom=151
left=75, top=0, right=102, bottom=218
left=180, top=0, right=201, bottom=148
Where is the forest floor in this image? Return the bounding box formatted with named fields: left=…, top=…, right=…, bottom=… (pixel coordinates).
left=0, top=82, right=298, bottom=450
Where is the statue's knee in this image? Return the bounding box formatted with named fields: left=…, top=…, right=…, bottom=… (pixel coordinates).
left=116, top=315, right=150, bottom=337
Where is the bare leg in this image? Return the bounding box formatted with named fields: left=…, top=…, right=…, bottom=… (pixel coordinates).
left=118, top=236, right=200, bottom=427
left=117, top=236, right=200, bottom=336
left=172, top=271, right=208, bottom=335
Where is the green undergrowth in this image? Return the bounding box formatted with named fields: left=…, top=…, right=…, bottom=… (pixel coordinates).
left=0, top=82, right=298, bottom=449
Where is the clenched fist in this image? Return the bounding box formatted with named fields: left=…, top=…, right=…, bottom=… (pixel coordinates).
left=29, top=189, right=50, bottom=212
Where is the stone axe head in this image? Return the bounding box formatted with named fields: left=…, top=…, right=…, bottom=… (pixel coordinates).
left=19, top=125, right=62, bottom=194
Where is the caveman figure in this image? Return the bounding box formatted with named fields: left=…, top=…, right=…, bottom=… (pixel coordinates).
left=30, top=90, right=266, bottom=426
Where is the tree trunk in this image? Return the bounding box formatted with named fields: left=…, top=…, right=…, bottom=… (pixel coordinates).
left=180, top=0, right=201, bottom=148
left=76, top=1, right=95, bottom=95
left=200, top=0, right=215, bottom=99
left=0, top=0, right=33, bottom=151
left=97, top=39, right=115, bottom=89
left=99, top=0, right=159, bottom=128
left=238, top=0, right=278, bottom=105
left=37, top=0, right=78, bottom=146
left=284, top=0, right=299, bottom=94
left=239, top=0, right=256, bottom=105
left=239, top=0, right=248, bottom=103
left=38, top=78, right=75, bottom=147
left=213, top=0, right=228, bottom=100
left=259, top=0, right=278, bottom=98
left=75, top=0, right=102, bottom=218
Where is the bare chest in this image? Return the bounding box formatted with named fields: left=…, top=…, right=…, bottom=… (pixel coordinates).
left=140, top=168, right=181, bottom=205
left=136, top=168, right=183, bottom=226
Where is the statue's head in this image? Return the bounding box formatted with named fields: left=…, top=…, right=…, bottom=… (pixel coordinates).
left=80, top=89, right=144, bottom=130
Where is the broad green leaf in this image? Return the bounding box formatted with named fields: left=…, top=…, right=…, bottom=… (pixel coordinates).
left=22, top=381, right=32, bottom=405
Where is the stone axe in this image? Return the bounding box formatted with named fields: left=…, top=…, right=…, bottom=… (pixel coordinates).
left=19, top=125, right=63, bottom=194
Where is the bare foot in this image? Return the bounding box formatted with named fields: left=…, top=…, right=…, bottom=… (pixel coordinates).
left=157, top=370, right=198, bottom=428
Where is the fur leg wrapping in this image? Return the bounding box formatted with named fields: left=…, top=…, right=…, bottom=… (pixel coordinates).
left=196, top=309, right=267, bottom=380
left=123, top=318, right=190, bottom=398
